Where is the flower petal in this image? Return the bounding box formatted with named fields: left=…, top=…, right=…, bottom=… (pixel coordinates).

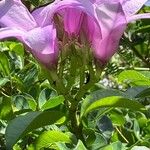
left=0, top=0, right=37, bottom=30
left=32, top=0, right=100, bottom=29
left=127, top=13, right=150, bottom=23
left=94, top=1, right=127, bottom=64
left=81, top=14, right=102, bottom=49
left=24, top=25, right=58, bottom=67
left=121, top=0, right=148, bottom=17
left=63, top=8, right=83, bottom=36
left=0, top=25, right=58, bottom=67
left=0, top=27, right=26, bottom=40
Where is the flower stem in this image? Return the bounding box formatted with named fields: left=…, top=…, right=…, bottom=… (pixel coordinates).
left=69, top=101, right=86, bottom=144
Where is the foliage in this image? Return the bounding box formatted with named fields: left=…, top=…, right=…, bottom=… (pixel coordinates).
left=0, top=1, right=150, bottom=150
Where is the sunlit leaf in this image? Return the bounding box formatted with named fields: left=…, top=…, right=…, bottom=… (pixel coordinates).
left=41, top=95, right=65, bottom=110
left=74, top=140, right=87, bottom=150
left=0, top=97, right=13, bottom=120
left=6, top=111, right=65, bottom=149
left=102, top=141, right=126, bottom=150
left=0, top=77, right=10, bottom=87
left=81, top=89, right=124, bottom=117
left=83, top=96, right=145, bottom=116
left=118, top=70, right=150, bottom=86
left=0, top=52, right=10, bottom=75
left=35, top=130, right=71, bottom=150
left=38, top=88, right=53, bottom=109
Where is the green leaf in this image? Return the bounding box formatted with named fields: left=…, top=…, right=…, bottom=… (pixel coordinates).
left=35, top=130, right=71, bottom=150
left=83, top=96, right=145, bottom=116
left=12, top=95, right=29, bottom=110
left=0, top=77, right=10, bottom=87
left=12, top=94, right=36, bottom=111
left=133, top=119, right=140, bottom=140
left=23, top=94, right=37, bottom=111
left=97, top=115, right=113, bottom=133
left=89, top=133, right=107, bottom=150
left=81, top=89, right=124, bottom=117
left=124, top=86, right=148, bottom=99
left=18, top=64, right=38, bottom=90
left=74, top=140, right=87, bottom=150
left=0, top=52, right=10, bottom=75
left=0, top=97, right=13, bottom=120
left=55, top=143, right=70, bottom=150
left=118, top=70, right=150, bottom=86
left=135, top=87, right=150, bottom=98
left=110, top=113, right=125, bottom=126
left=131, top=146, right=150, bottom=150
left=83, top=128, right=96, bottom=147
left=5, top=111, right=65, bottom=149
left=41, top=95, right=65, bottom=110
left=101, top=141, right=126, bottom=150
left=135, top=25, right=150, bottom=33
left=38, top=88, right=53, bottom=109
left=23, top=65, right=38, bottom=88
left=9, top=42, right=24, bottom=56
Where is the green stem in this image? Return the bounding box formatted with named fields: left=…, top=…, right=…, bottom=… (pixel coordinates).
left=69, top=101, right=85, bottom=144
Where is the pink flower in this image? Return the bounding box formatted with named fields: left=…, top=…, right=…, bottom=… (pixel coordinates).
left=0, top=0, right=58, bottom=68
left=0, top=0, right=101, bottom=68
left=32, top=0, right=150, bottom=64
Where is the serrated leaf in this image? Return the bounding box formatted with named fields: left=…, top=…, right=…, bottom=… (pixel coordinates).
left=5, top=111, right=65, bottom=149
left=35, top=130, right=71, bottom=150
left=83, top=96, right=145, bottom=116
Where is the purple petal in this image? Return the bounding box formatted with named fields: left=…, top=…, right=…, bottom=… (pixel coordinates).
left=24, top=25, right=58, bottom=67
left=121, top=0, right=148, bottom=17
left=127, top=13, right=150, bottom=23
left=94, top=1, right=127, bottom=64
left=81, top=14, right=102, bottom=48
left=63, top=8, right=83, bottom=36
left=0, top=27, right=26, bottom=40
left=0, top=0, right=37, bottom=30
left=32, top=0, right=102, bottom=50
left=32, top=0, right=100, bottom=29
left=0, top=25, right=58, bottom=67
